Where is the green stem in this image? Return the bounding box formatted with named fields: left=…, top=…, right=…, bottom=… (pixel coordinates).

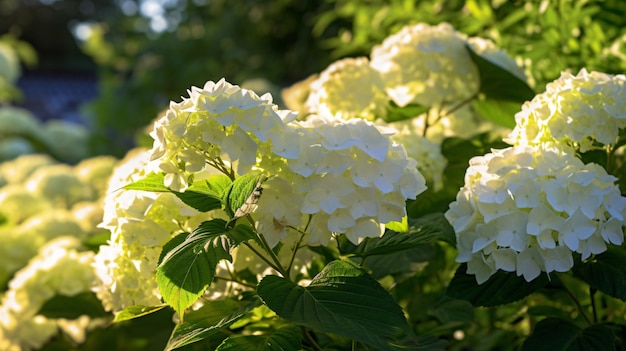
left=246, top=216, right=289, bottom=278
left=440, top=91, right=479, bottom=118
left=302, top=327, right=323, bottom=351
left=286, top=229, right=307, bottom=275
left=560, top=275, right=593, bottom=325
left=590, top=287, right=598, bottom=323
left=213, top=275, right=257, bottom=289
left=241, top=241, right=285, bottom=275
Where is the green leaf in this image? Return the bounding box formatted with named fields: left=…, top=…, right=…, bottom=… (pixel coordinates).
left=37, top=292, right=109, bottom=319
left=257, top=260, right=418, bottom=350
left=224, top=173, right=265, bottom=219
left=471, top=98, right=520, bottom=129
left=428, top=297, right=475, bottom=324
left=157, top=219, right=232, bottom=319
left=215, top=326, right=302, bottom=351
left=446, top=263, right=550, bottom=307
left=466, top=44, right=535, bottom=103
left=172, top=175, right=232, bottom=212
left=113, top=305, right=169, bottom=322
left=165, top=298, right=262, bottom=351
left=574, top=246, right=626, bottom=301
left=122, top=172, right=169, bottom=192
left=228, top=223, right=258, bottom=245
left=339, top=213, right=456, bottom=258
left=384, top=102, right=430, bottom=123
left=522, top=318, right=616, bottom=351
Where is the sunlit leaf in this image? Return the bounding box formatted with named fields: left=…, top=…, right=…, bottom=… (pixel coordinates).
left=157, top=219, right=231, bottom=319
left=114, top=305, right=169, bottom=323
left=224, top=173, right=266, bottom=220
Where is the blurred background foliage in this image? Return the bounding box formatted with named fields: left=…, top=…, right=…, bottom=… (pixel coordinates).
left=3, top=0, right=626, bottom=157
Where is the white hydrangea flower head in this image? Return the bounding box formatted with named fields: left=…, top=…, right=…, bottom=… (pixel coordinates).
left=0, top=226, right=40, bottom=287
left=71, top=200, right=105, bottom=235
left=260, top=114, right=427, bottom=246
left=382, top=120, right=447, bottom=191
left=94, top=148, right=218, bottom=313
left=149, top=78, right=297, bottom=192
left=25, top=164, right=95, bottom=208
left=0, top=153, right=56, bottom=184
left=305, top=57, right=388, bottom=121
left=446, top=144, right=626, bottom=284
left=280, top=73, right=318, bottom=114
left=0, top=237, right=96, bottom=350
left=370, top=22, right=477, bottom=107
left=505, top=69, right=626, bottom=152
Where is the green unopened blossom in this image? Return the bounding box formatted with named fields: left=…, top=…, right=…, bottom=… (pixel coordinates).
left=0, top=107, right=43, bottom=139
left=0, top=237, right=95, bottom=350
left=446, top=144, right=626, bottom=284
left=505, top=68, right=626, bottom=152
left=0, top=42, right=20, bottom=86
left=305, top=57, right=388, bottom=121
left=42, top=120, right=91, bottom=163
left=0, top=137, right=35, bottom=161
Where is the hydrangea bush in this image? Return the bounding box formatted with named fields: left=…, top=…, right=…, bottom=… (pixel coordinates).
left=2, top=20, right=626, bottom=351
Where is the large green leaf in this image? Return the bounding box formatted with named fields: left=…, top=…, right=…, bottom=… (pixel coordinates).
left=522, top=318, right=616, bottom=351
left=446, top=263, right=550, bottom=307
left=122, top=172, right=169, bottom=192
left=172, top=174, right=232, bottom=212
left=166, top=298, right=262, bottom=351
left=257, top=260, right=418, bottom=350
left=215, top=326, right=302, bottom=351
left=224, top=173, right=265, bottom=219
left=157, top=219, right=232, bottom=319
left=37, top=292, right=109, bottom=319
left=574, top=246, right=626, bottom=301
left=466, top=44, right=535, bottom=103
left=113, top=305, right=169, bottom=322
left=471, top=98, right=520, bottom=129
left=339, top=213, right=456, bottom=258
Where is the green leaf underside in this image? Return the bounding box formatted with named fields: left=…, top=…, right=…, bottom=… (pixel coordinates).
left=215, top=326, right=302, bottom=351
left=466, top=44, right=535, bottom=103
left=340, top=213, right=456, bottom=258
left=257, top=260, right=417, bottom=350
left=574, top=247, right=626, bottom=301
left=225, top=173, right=265, bottom=219
left=37, top=292, right=109, bottom=319
left=385, top=102, right=430, bottom=123
left=166, top=298, right=262, bottom=351
left=113, top=305, right=168, bottom=322
left=521, top=318, right=616, bottom=351
left=446, top=263, right=549, bottom=307
left=157, top=218, right=232, bottom=319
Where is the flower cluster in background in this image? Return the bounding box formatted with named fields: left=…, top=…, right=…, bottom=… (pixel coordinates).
left=505, top=68, right=626, bottom=152
left=0, top=237, right=98, bottom=351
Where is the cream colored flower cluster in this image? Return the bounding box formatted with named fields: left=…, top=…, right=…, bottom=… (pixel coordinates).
left=93, top=148, right=215, bottom=313
left=446, top=145, right=626, bottom=283
left=0, top=154, right=116, bottom=287
left=505, top=68, right=626, bottom=152
left=304, top=57, right=388, bottom=121
left=370, top=23, right=523, bottom=108
left=0, top=237, right=97, bottom=351
left=148, top=79, right=427, bottom=248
